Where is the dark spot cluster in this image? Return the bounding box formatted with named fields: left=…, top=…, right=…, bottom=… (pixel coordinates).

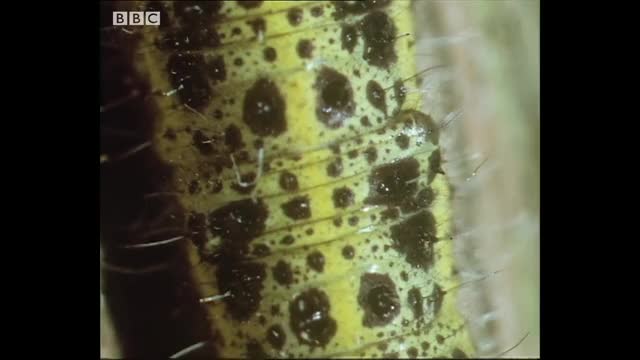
left=224, top=124, right=244, bottom=152
left=390, top=211, right=437, bottom=269
left=281, top=196, right=311, bottom=220
left=394, top=80, right=407, bottom=107
left=331, top=0, right=391, bottom=20
left=287, top=7, right=303, bottom=26
left=273, top=260, right=294, bottom=286
left=359, top=11, right=398, bottom=69
left=243, top=78, right=287, bottom=137
left=307, top=251, right=325, bottom=272
left=365, top=157, right=420, bottom=206
left=332, top=186, right=355, bottom=208
left=208, top=199, right=269, bottom=259
left=216, top=260, right=267, bottom=322
left=157, top=2, right=223, bottom=51
left=311, top=6, right=324, bottom=17
left=315, top=67, right=355, bottom=129
left=297, top=39, right=315, bottom=58
left=279, top=171, right=299, bottom=192
left=289, top=288, right=337, bottom=348
left=358, top=273, right=400, bottom=327
left=366, top=80, right=387, bottom=116
left=167, top=53, right=212, bottom=110
left=364, top=147, right=378, bottom=164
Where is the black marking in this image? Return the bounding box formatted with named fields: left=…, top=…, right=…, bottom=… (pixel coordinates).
left=167, top=53, right=211, bottom=110
left=359, top=11, right=398, bottom=69
left=281, top=196, right=311, bottom=220
left=243, top=78, right=287, bottom=137
left=289, top=288, right=337, bottom=348
left=332, top=187, right=355, bottom=209
left=366, top=80, right=387, bottom=115
left=307, top=251, right=325, bottom=272
left=273, top=260, right=294, bottom=286
left=263, top=47, right=277, bottom=62
left=341, top=24, right=358, bottom=53
left=287, top=7, right=303, bottom=26
left=315, top=67, right=354, bottom=128
left=358, top=273, right=400, bottom=327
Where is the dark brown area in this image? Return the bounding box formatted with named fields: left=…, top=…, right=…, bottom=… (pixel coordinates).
left=253, top=244, right=271, bottom=257
left=188, top=180, right=201, bottom=194
left=331, top=0, right=391, bottom=20
left=311, top=6, right=324, bottom=17
left=280, top=235, right=295, bottom=245
left=428, top=149, right=445, bottom=183
left=225, top=124, right=244, bottom=152
left=297, top=39, right=314, bottom=58
left=348, top=216, right=359, bottom=226
left=358, top=273, right=400, bottom=327
left=364, top=146, right=377, bottom=164
left=342, top=245, right=355, bottom=259
left=307, top=251, right=325, bottom=272
left=314, top=67, right=355, bottom=128
left=366, top=80, right=387, bottom=115
left=348, top=149, right=358, bottom=159
left=359, top=11, right=398, bottom=69
left=167, top=53, right=212, bottom=110
left=187, top=212, right=208, bottom=247
left=246, top=339, right=268, bottom=359
left=407, top=287, right=424, bottom=320
left=157, top=2, right=222, bottom=50
left=333, top=217, right=343, bottom=227
left=436, top=335, right=445, bottom=345
left=191, top=130, right=215, bottom=156
left=360, top=116, right=372, bottom=127
left=208, top=199, right=268, bottom=259
left=365, top=157, right=420, bottom=206
left=390, top=211, right=437, bottom=269
left=238, top=1, right=263, bottom=9
left=407, top=347, right=418, bottom=358
left=428, top=284, right=445, bottom=316
left=216, top=261, right=267, bottom=321
left=207, top=55, right=227, bottom=83
left=452, top=348, right=468, bottom=359
left=394, top=80, right=407, bottom=107
left=341, top=24, right=358, bottom=53
left=400, top=188, right=434, bottom=214
left=289, top=288, right=337, bottom=348
left=332, top=187, right=355, bottom=208
left=263, top=47, right=277, bottom=62
left=266, top=324, right=286, bottom=350
left=281, top=196, right=311, bottom=220
left=287, top=7, right=303, bottom=26
left=327, top=158, right=343, bottom=177
left=395, top=134, right=410, bottom=149
left=273, top=260, right=294, bottom=286
left=243, top=78, right=287, bottom=137
left=234, top=57, right=244, bottom=66
left=279, top=171, right=299, bottom=192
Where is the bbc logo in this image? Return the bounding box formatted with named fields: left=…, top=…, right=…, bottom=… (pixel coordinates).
left=113, top=11, right=160, bottom=26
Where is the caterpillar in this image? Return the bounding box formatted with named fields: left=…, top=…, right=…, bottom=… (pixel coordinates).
left=100, top=1, right=539, bottom=358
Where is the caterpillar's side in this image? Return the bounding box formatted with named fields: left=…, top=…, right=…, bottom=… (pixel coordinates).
left=100, top=1, right=539, bottom=358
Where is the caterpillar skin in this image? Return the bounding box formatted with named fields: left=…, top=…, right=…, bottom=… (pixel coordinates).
left=100, top=1, right=479, bottom=358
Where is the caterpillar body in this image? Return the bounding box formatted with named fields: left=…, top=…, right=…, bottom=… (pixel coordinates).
left=100, top=0, right=539, bottom=358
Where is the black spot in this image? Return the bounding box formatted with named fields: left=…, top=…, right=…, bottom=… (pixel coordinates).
left=247, top=18, right=266, bottom=36
left=208, top=199, right=269, bottom=258
left=359, top=11, right=398, bottom=69
left=390, top=211, right=437, bottom=269
left=348, top=149, right=358, bottom=159
left=207, top=55, right=226, bottom=83
left=358, top=273, right=400, bottom=327
left=408, top=110, right=440, bottom=145
left=407, top=347, right=418, bottom=359
left=315, top=67, right=355, bottom=128
left=400, top=188, right=434, bottom=213
left=307, top=251, right=325, bottom=272
left=279, top=171, right=299, bottom=192
left=281, top=196, right=311, bottom=220
left=384, top=352, right=399, bottom=359
left=266, top=324, right=286, bottom=350
left=238, top=1, right=263, bottom=9
left=159, top=2, right=222, bottom=50
left=192, top=130, right=215, bottom=155
left=341, top=24, right=358, bottom=53
left=436, top=335, right=445, bottom=345
left=243, top=78, right=287, bottom=137
left=167, top=53, right=211, bottom=110
left=331, top=0, right=391, bottom=20
left=360, top=116, right=372, bottom=127
left=365, top=157, right=420, bottom=206
left=289, top=288, right=337, bottom=348
left=421, top=342, right=430, bottom=351
left=216, top=261, right=266, bottom=321
left=232, top=27, right=242, bottom=35
left=377, top=342, right=388, bottom=351
left=428, top=150, right=445, bottom=183
left=371, top=245, right=378, bottom=252
left=329, top=143, right=341, bottom=155
left=225, top=125, right=244, bottom=152
left=271, top=304, right=281, bottom=316
left=264, top=47, right=277, bottom=62
left=452, top=348, right=468, bottom=359
left=354, top=69, right=361, bottom=77
left=407, top=287, right=424, bottom=319
left=332, top=187, right=355, bottom=208
left=187, top=212, right=207, bottom=247
left=311, top=6, right=324, bottom=17
left=306, top=228, right=314, bottom=236
left=163, top=128, right=177, bottom=141
left=231, top=172, right=257, bottom=194
left=246, top=339, right=267, bottom=359
left=253, top=244, right=271, bottom=257
left=333, top=217, right=343, bottom=227
left=280, top=235, right=295, bottom=245
left=273, top=260, right=294, bottom=286
left=327, top=158, right=343, bottom=177
left=394, top=80, right=407, bottom=107
left=366, top=80, right=387, bottom=116
left=297, top=39, right=314, bottom=58
left=395, top=134, right=410, bottom=149
left=364, top=147, right=377, bottom=164
left=188, top=180, right=201, bottom=194
left=234, top=57, right=244, bottom=66
left=400, top=271, right=408, bottom=282
left=287, top=7, right=303, bottom=26
left=342, top=245, right=355, bottom=259
left=348, top=216, right=359, bottom=226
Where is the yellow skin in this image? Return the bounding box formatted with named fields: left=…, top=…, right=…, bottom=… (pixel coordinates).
left=122, top=0, right=475, bottom=358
